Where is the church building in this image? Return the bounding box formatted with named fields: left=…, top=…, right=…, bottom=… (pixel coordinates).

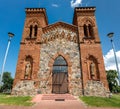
left=12, top=7, right=109, bottom=97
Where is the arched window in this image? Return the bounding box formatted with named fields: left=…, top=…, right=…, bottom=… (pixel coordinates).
left=83, top=20, right=95, bottom=39
left=84, top=24, right=88, bottom=38
left=88, top=24, right=94, bottom=38
left=53, top=56, right=68, bottom=73
left=34, top=25, right=38, bottom=37
left=29, top=25, right=33, bottom=38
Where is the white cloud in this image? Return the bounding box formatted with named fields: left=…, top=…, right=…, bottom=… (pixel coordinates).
left=52, top=4, right=59, bottom=8
left=70, top=0, right=82, bottom=8
left=103, top=49, right=120, bottom=71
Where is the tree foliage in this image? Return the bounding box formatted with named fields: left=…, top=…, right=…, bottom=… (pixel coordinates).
left=106, top=70, right=120, bottom=93
left=0, top=72, right=13, bottom=93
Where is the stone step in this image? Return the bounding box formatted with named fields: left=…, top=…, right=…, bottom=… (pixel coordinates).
left=41, top=94, right=77, bottom=100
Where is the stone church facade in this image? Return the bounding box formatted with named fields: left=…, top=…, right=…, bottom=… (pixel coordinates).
left=12, top=7, right=109, bottom=96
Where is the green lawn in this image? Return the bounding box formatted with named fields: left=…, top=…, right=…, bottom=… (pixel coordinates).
left=0, top=94, right=33, bottom=106
left=0, top=93, right=120, bottom=107
left=80, top=94, right=120, bottom=107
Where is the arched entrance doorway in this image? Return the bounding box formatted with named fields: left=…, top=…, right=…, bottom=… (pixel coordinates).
left=52, top=56, right=68, bottom=94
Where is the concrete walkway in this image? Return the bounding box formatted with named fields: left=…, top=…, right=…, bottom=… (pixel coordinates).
left=0, top=94, right=119, bottom=109
left=0, top=100, right=119, bottom=109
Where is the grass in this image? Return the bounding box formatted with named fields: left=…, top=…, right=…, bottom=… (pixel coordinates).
left=80, top=94, right=120, bottom=107
left=0, top=94, right=33, bottom=106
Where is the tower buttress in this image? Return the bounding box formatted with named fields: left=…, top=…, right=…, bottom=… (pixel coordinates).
left=73, top=7, right=109, bottom=95
left=13, top=8, right=48, bottom=87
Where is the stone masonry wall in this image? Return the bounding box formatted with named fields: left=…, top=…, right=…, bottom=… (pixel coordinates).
left=84, top=80, right=110, bottom=97
left=38, top=27, right=82, bottom=96
left=12, top=80, right=37, bottom=96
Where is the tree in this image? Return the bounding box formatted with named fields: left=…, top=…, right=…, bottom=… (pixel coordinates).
left=0, top=72, right=13, bottom=93
left=106, top=70, right=120, bottom=93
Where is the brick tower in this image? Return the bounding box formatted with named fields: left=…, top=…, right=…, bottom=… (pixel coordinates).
left=73, top=7, right=109, bottom=96
left=12, top=8, right=48, bottom=95
left=12, top=7, right=109, bottom=96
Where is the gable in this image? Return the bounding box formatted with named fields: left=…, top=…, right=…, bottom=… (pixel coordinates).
left=41, top=22, right=78, bottom=43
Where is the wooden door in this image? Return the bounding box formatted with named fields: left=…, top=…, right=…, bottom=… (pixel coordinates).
left=52, top=56, right=68, bottom=94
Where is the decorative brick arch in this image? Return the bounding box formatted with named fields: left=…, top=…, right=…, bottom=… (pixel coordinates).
left=23, top=55, right=33, bottom=61
left=26, top=18, right=41, bottom=27
left=79, top=17, right=95, bottom=26
left=23, top=55, right=33, bottom=79
left=79, top=17, right=95, bottom=39
left=25, top=18, right=40, bottom=38
left=48, top=52, right=72, bottom=93
left=86, top=55, right=100, bottom=80
left=48, top=51, right=72, bottom=74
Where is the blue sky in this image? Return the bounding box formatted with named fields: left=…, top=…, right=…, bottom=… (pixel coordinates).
left=0, top=0, right=120, bottom=77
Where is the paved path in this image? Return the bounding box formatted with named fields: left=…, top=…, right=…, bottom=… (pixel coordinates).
left=0, top=94, right=119, bottom=109
left=0, top=100, right=119, bottom=109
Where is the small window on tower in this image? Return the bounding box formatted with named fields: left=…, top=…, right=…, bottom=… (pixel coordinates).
left=88, top=24, right=94, bottom=38
left=34, top=25, right=38, bottom=37
left=84, top=24, right=88, bottom=38
left=29, top=25, right=33, bottom=38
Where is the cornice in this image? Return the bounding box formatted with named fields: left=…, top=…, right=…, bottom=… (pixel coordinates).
left=25, top=8, right=46, bottom=12
left=75, top=7, right=96, bottom=12
left=25, top=8, right=48, bottom=25
left=73, top=6, right=96, bottom=24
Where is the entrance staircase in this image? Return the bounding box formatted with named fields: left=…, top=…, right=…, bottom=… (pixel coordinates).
left=42, top=94, right=76, bottom=100
left=32, top=94, right=77, bottom=102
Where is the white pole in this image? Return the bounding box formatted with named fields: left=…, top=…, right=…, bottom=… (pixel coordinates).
left=111, top=39, right=120, bottom=85
left=0, top=37, right=12, bottom=85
